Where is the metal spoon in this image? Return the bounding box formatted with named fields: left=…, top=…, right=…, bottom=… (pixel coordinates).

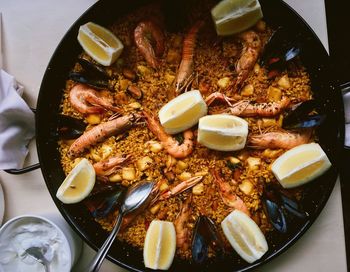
left=23, top=246, right=50, bottom=272
left=86, top=180, right=155, bottom=272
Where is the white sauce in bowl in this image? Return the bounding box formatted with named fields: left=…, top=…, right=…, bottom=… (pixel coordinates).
left=0, top=217, right=71, bottom=272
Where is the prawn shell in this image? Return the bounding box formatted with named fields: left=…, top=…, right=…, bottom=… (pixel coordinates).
left=57, top=114, right=87, bottom=139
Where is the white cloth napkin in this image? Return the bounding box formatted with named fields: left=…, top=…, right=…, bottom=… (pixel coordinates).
left=0, top=69, right=35, bottom=169
left=343, top=85, right=350, bottom=147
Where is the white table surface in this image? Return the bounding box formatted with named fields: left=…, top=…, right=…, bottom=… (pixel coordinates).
left=0, top=0, right=347, bottom=271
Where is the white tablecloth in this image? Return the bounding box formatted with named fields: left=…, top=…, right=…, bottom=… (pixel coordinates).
left=0, top=0, right=346, bottom=271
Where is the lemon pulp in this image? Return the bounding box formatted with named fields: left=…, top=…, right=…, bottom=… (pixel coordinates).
left=61, top=169, right=91, bottom=198
left=271, top=143, right=332, bottom=188
left=159, top=90, right=207, bottom=134
left=221, top=210, right=268, bottom=263
left=211, top=0, right=263, bottom=36
left=143, top=220, right=176, bottom=270
left=56, top=158, right=96, bottom=204
left=198, top=114, right=248, bottom=151
left=78, top=22, right=124, bottom=66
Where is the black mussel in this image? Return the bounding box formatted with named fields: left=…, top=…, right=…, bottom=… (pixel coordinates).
left=69, top=58, right=111, bottom=89
left=283, top=100, right=326, bottom=129
left=57, top=114, right=87, bottom=139
left=263, top=184, right=309, bottom=233
left=192, top=216, right=225, bottom=264
left=77, top=58, right=110, bottom=81
left=280, top=194, right=309, bottom=219
left=283, top=114, right=326, bottom=129
left=260, top=27, right=301, bottom=71
left=68, top=72, right=109, bottom=89
left=263, top=197, right=287, bottom=233
left=84, top=184, right=126, bottom=218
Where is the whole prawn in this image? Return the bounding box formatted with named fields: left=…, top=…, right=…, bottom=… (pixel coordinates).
left=68, top=114, right=135, bottom=157
left=174, top=195, right=192, bottom=250
left=69, top=83, right=120, bottom=114
left=174, top=21, right=204, bottom=95
left=206, top=92, right=290, bottom=117
left=248, top=129, right=312, bottom=149
left=235, top=31, right=262, bottom=91
left=211, top=169, right=250, bottom=216
left=134, top=20, right=165, bottom=69
left=143, top=111, right=194, bottom=159
left=225, top=97, right=290, bottom=117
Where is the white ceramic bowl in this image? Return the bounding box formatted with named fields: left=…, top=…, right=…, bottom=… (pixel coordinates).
left=0, top=214, right=82, bottom=271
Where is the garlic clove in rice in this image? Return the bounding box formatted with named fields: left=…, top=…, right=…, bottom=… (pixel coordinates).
left=137, top=156, right=153, bottom=171
left=122, top=167, right=136, bottom=180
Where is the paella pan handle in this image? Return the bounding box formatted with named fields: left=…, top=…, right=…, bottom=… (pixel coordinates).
left=3, top=108, right=41, bottom=175
left=4, top=163, right=41, bottom=175
left=342, top=82, right=350, bottom=149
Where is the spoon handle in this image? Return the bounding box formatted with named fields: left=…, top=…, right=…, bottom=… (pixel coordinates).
left=44, top=263, right=50, bottom=272
left=86, top=212, right=124, bottom=272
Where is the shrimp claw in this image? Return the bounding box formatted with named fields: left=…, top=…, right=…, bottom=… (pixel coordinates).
left=93, top=154, right=132, bottom=176
left=159, top=176, right=203, bottom=200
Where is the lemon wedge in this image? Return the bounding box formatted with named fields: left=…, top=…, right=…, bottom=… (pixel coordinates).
left=143, top=220, right=176, bottom=270
left=271, top=143, right=332, bottom=189
left=197, top=114, right=248, bottom=151
left=78, top=22, right=124, bottom=66
left=211, top=0, right=263, bottom=36
left=56, top=159, right=96, bottom=204
left=158, top=90, right=208, bottom=134
left=221, top=210, right=268, bottom=263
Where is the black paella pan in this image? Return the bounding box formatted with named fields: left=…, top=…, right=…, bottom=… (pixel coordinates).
left=14, top=0, right=343, bottom=271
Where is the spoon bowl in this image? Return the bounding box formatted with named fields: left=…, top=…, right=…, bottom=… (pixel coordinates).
left=86, top=180, right=156, bottom=272
left=23, top=246, right=51, bottom=272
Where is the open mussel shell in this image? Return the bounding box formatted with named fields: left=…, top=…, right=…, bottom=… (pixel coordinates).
left=77, top=58, right=110, bottom=81
left=192, top=215, right=225, bottom=264
left=260, top=27, right=301, bottom=69
left=84, top=184, right=126, bottom=218
left=283, top=100, right=326, bottom=129
left=280, top=194, right=309, bottom=219
left=263, top=184, right=309, bottom=233
left=263, top=198, right=287, bottom=233
left=57, top=114, right=87, bottom=139
left=283, top=115, right=326, bottom=129
left=69, top=72, right=109, bottom=89
left=68, top=58, right=111, bottom=89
